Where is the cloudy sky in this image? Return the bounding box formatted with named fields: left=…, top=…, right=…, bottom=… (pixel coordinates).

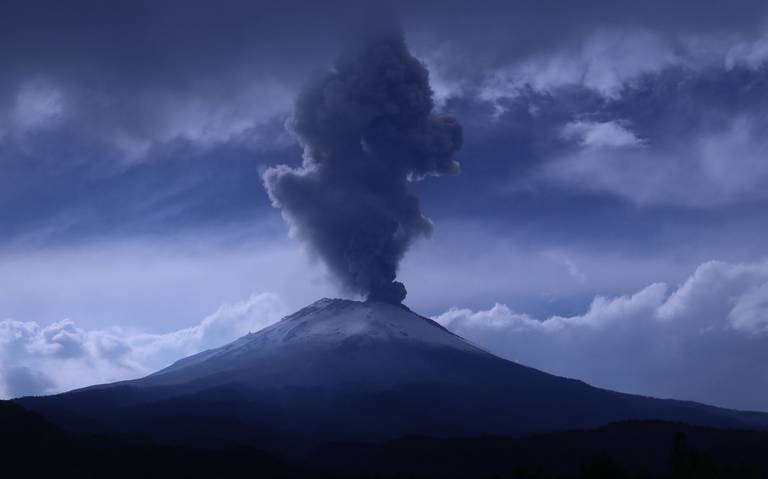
left=2, top=0, right=768, bottom=411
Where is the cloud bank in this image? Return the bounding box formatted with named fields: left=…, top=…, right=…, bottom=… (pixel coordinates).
left=0, top=293, right=286, bottom=398
left=3, top=0, right=768, bottom=247
left=435, top=260, right=768, bottom=412
left=4, top=259, right=768, bottom=414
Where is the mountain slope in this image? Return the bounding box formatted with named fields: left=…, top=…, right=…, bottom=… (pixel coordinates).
left=17, top=298, right=768, bottom=450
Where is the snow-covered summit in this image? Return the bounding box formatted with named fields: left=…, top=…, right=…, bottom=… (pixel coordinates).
left=143, top=298, right=487, bottom=387
left=240, top=298, right=482, bottom=351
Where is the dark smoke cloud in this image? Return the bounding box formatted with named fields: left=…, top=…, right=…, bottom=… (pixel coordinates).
left=263, top=32, right=462, bottom=304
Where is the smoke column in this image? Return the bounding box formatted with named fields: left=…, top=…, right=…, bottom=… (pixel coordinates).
left=263, top=31, right=462, bottom=304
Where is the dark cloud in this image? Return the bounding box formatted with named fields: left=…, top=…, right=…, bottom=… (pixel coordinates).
left=0, top=125, right=294, bottom=246
left=0, top=0, right=392, bottom=244
left=264, top=32, right=462, bottom=303
left=1, top=0, right=768, bottom=246
left=0, top=0, right=384, bottom=160
left=1, top=0, right=763, bottom=150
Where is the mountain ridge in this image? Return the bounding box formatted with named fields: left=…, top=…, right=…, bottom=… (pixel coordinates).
left=16, top=298, right=768, bottom=451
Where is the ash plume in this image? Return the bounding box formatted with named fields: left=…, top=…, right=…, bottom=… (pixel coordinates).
left=263, top=31, right=462, bottom=304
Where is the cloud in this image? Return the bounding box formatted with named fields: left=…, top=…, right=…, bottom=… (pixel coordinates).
left=2, top=0, right=768, bottom=245
left=540, top=114, right=768, bottom=208
left=417, top=19, right=768, bottom=211
left=0, top=1, right=378, bottom=156
left=4, top=255, right=768, bottom=415
left=475, top=29, right=684, bottom=103
left=435, top=260, right=768, bottom=412
left=465, top=58, right=768, bottom=210
left=127, top=292, right=287, bottom=364
left=729, top=283, right=768, bottom=333
left=561, top=120, right=643, bottom=148
left=1, top=367, right=55, bottom=399
left=0, top=292, right=286, bottom=398
left=10, top=81, right=65, bottom=130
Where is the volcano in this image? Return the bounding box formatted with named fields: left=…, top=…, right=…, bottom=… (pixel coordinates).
left=17, top=299, right=768, bottom=450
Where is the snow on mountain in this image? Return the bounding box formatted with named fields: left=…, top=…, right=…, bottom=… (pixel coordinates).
left=155, top=299, right=481, bottom=373
left=134, top=298, right=491, bottom=390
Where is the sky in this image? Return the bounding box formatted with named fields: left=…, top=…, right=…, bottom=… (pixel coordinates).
left=1, top=0, right=768, bottom=411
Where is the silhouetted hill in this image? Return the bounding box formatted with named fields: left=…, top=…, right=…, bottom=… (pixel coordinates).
left=311, top=421, right=768, bottom=478
left=0, top=400, right=67, bottom=450
left=3, top=400, right=768, bottom=478
left=0, top=400, right=300, bottom=478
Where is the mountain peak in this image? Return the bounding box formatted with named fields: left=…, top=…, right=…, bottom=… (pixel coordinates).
left=300, top=297, right=413, bottom=314
left=144, top=297, right=485, bottom=387
left=260, top=297, right=475, bottom=350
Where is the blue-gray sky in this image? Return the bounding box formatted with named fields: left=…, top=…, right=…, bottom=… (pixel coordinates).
left=1, top=0, right=768, bottom=411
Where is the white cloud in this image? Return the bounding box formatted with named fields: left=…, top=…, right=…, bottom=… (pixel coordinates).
left=468, top=28, right=768, bottom=126
left=729, top=282, right=768, bottom=333
left=725, top=34, right=768, bottom=69
left=473, top=28, right=768, bottom=112
left=539, top=115, right=768, bottom=208
left=434, top=259, right=768, bottom=412
left=430, top=28, right=768, bottom=209
left=0, top=292, right=287, bottom=399
left=478, top=29, right=684, bottom=104
left=13, top=81, right=65, bottom=129
left=541, top=250, right=588, bottom=284
left=126, top=292, right=287, bottom=366
left=0, top=231, right=333, bottom=335
left=561, top=120, right=643, bottom=148
left=0, top=77, right=294, bottom=162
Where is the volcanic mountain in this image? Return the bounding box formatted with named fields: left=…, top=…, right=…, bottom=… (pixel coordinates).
left=18, top=299, right=768, bottom=450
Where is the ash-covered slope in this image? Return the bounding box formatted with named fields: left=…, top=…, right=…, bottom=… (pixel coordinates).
left=17, top=299, right=768, bottom=449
